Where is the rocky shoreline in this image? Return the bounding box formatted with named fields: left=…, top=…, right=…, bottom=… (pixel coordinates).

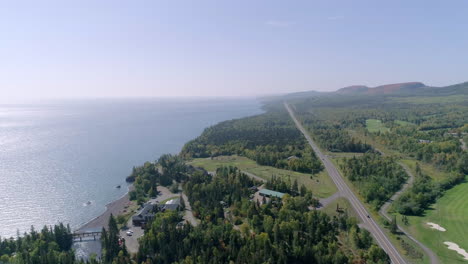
left=76, top=185, right=134, bottom=233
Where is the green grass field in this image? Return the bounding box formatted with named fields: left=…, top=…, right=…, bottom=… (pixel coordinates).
left=403, top=178, right=468, bottom=263
left=395, top=120, right=415, bottom=126
left=322, top=197, right=358, bottom=220
left=366, top=119, right=390, bottom=133
left=348, top=129, right=399, bottom=156
left=189, top=155, right=337, bottom=198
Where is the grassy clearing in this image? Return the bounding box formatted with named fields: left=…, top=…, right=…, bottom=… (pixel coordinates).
left=366, top=119, right=390, bottom=133
left=399, top=159, right=454, bottom=182
left=395, top=120, right=415, bottom=126
left=403, top=178, right=468, bottom=263
left=116, top=202, right=139, bottom=229
left=322, top=197, right=358, bottom=220
left=189, top=155, right=337, bottom=198
left=348, top=129, right=400, bottom=156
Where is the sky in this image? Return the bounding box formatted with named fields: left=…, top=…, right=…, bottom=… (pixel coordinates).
left=1, top=0, right=467, bottom=101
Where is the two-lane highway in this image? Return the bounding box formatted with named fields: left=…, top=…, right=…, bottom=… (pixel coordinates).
left=285, top=103, right=407, bottom=264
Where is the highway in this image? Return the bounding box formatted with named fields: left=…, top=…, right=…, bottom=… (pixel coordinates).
left=285, top=103, right=407, bottom=264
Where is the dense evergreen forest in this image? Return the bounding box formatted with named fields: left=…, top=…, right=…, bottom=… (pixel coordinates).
left=126, top=154, right=192, bottom=204
left=180, top=109, right=323, bottom=174
left=136, top=165, right=390, bottom=264
left=184, top=167, right=259, bottom=221
left=394, top=163, right=464, bottom=215
left=339, top=154, right=408, bottom=209
left=0, top=224, right=75, bottom=264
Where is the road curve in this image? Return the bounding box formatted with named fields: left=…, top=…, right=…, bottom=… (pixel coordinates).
left=241, top=170, right=267, bottom=183
left=285, top=103, right=407, bottom=264
left=460, top=138, right=467, bottom=151
left=379, top=163, right=440, bottom=264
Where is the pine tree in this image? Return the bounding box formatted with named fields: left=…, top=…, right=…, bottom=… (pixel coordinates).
left=390, top=215, right=398, bottom=234
left=292, top=179, right=298, bottom=195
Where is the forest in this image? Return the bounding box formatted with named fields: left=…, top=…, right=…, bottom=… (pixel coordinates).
left=289, top=91, right=468, bottom=213
left=393, top=163, right=465, bottom=215
left=183, top=166, right=259, bottom=222
left=339, top=154, right=408, bottom=209
left=126, top=154, right=191, bottom=204
left=0, top=216, right=134, bottom=264
left=136, top=165, right=390, bottom=264
left=0, top=224, right=76, bottom=264
left=180, top=109, right=323, bottom=174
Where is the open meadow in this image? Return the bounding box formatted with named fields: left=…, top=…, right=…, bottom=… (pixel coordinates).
left=404, top=179, right=468, bottom=263
left=365, top=119, right=390, bottom=133
left=189, top=155, right=337, bottom=198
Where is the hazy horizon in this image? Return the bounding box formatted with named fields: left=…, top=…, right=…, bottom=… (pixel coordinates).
left=1, top=0, right=467, bottom=102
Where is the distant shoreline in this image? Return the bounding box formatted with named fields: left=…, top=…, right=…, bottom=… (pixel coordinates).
left=76, top=185, right=134, bottom=233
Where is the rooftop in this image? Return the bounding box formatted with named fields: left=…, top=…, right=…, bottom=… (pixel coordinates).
left=259, top=189, right=285, bottom=198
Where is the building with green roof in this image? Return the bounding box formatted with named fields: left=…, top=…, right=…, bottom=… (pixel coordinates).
left=259, top=189, right=285, bottom=198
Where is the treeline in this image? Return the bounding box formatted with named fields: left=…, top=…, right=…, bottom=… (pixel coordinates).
left=374, top=125, right=468, bottom=173
left=394, top=163, right=465, bottom=215
left=183, top=166, right=259, bottom=222
left=308, top=124, right=372, bottom=153
left=0, top=218, right=133, bottom=264
left=181, top=110, right=323, bottom=174
left=0, top=224, right=75, bottom=264
left=298, top=113, right=372, bottom=153
left=136, top=165, right=389, bottom=264
left=265, top=175, right=307, bottom=197
left=101, top=215, right=131, bottom=264
left=340, top=154, right=408, bottom=209
left=126, top=154, right=190, bottom=204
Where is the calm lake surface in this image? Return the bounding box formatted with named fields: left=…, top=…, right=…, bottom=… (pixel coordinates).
left=0, top=98, right=262, bottom=238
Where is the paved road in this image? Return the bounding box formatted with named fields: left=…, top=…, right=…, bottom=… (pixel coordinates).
left=379, top=163, right=440, bottom=264
left=123, top=188, right=200, bottom=253
left=241, top=170, right=267, bottom=183
left=318, top=191, right=343, bottom=208
left=285, top=103, right=407, bottom=264
left=181, top=192, right=200, bottom=227
left=460, top=138, right=467, bottom=151
left=379, top=163, right=415, bottom=217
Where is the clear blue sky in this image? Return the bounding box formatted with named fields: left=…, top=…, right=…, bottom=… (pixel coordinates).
left=1, top=0, right=467, bottom=101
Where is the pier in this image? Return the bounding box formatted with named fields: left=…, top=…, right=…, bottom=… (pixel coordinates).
left=73, top=231, right=102, bottom=242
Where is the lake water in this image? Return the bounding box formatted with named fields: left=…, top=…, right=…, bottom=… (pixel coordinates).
left=0, top=98, right=262, bottom=238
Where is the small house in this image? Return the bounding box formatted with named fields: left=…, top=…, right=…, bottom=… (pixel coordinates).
left=158, top=198, right=180, bottom=211
left=287, top=156, right=299, bottom=161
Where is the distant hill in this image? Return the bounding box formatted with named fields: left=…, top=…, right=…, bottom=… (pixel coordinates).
left=337, top=82, right=427, bottom=95
left=424, top=81, right=468, bottom=96
left=265, top=81, right=468, bottom=104
left=259, top=90, right=325, bottom=103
